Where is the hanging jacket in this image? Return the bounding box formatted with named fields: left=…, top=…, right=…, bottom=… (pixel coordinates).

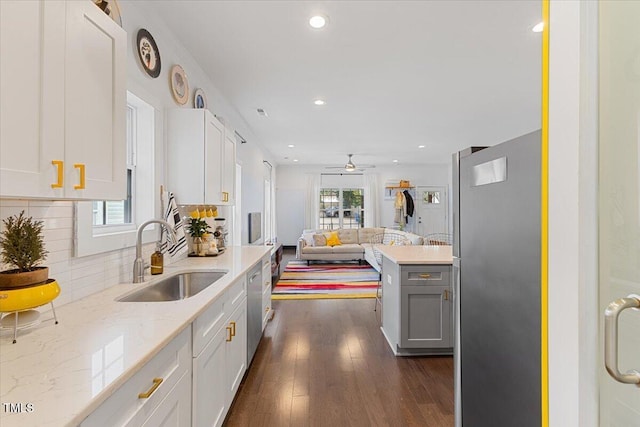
left=403, top=190, right=414, bottom=218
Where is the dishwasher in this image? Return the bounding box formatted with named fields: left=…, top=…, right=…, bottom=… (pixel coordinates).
left=246, top=263, right=263, bottom=364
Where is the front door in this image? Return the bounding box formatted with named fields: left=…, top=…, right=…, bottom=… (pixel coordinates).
left=599, top=1, right=640, bottom=424
left=415, top=186, right=448, bottom=237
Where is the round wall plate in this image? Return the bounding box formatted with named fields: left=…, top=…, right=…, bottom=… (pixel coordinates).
left=136, top=28, right=161, bottom=78
left=170, top=65, right=189, bottom=105
left=194, top=88, right=207, bottom=109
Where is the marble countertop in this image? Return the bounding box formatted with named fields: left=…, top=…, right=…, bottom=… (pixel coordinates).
left=0, top=246, right=270, bottom=427
left=376, top=245, right=453, bottom=265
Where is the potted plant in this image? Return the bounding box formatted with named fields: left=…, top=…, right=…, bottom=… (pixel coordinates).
left=0, top=211, right=49, bottom=288
left=187, top=217, right=211, bottom=256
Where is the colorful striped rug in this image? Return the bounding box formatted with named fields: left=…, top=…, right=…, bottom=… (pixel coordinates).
left=272, top=260, right=379, bottom=300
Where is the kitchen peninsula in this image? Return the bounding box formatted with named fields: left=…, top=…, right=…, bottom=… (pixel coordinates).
left=376, top=245, right=454, bottom=356
left=0, top=246, right=270, bottom=427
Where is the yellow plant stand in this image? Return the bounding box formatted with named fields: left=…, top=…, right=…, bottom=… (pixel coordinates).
left=0, top=279, right=60, bottom=343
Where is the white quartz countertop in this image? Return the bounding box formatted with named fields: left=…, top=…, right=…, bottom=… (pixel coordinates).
left=0, top=246, right=270, bottom=427
left=376, top=245, right=453, bottom=265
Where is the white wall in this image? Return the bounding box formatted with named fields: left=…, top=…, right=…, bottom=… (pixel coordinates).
left=548, top=1, right=599, bottom=426
left=0, top=1, right=275, bottom=308
left=275, top=163, right=450, bottom=245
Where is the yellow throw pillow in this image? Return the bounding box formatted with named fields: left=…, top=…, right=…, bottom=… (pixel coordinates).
left=325, top=231, right=342, bottom=247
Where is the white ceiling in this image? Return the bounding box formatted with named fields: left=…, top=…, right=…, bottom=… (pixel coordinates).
left=148, top=0, right=542, bottom=167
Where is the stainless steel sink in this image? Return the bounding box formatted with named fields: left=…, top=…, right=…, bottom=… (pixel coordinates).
left=117, top=271, right=227, bottom=302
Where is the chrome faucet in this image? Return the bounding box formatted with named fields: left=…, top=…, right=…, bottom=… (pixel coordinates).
left=133, top=219, right=178, bottom=283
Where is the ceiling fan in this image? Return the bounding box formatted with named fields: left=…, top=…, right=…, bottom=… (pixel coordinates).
left=325, top=154, right=376, bottom=172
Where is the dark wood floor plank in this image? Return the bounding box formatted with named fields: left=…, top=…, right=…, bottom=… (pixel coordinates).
left=225, top=294, right=454, bottom=427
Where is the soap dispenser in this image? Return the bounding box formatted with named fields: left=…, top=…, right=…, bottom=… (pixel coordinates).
left=150, top=243, right=163, bottom=275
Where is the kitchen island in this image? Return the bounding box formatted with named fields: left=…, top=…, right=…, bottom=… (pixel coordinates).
left=0, top=246, right=270, bottom=427
left=376, top=245, right=454, bottom=356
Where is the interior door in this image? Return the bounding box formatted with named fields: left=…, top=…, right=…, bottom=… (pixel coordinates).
left=599, top=1, right=640, bottom=424
left=415, top=186, right=448, bottom=236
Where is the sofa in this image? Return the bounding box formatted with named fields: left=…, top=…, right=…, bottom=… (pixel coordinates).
left=297, top=227, right=423, bottom=271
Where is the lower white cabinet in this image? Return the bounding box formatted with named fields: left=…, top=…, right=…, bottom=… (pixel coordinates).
left=142, top=369, right=192, bottom=427
left=193, top=324, right=227, bottom=427
left=225, top=302, right=247, bottom=401
left=262, top=256, right=272, bottom=330
left=81, top=327, right=192, bottom=426
left=192, top=277, right=247, bottom=427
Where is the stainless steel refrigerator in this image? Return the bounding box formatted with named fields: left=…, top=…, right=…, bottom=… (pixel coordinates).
left=453, top=130, right=541, bottom=427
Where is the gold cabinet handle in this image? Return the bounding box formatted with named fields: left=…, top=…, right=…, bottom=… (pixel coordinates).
left=419, top=273, right=431, bottom=279
left=74, top=163, right=86, bottom=190
left=230, top=321, right=236, bottom=337
left=444, top=290, right=449, bottom=300
left=51, top=160, right=64, bottom=188
left=138, top=378, right=163, bottom=399
left=226, top=326, right=233, bottom=342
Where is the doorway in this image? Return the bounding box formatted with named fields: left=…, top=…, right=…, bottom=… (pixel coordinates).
left=415, top=186, right=448, bottom=237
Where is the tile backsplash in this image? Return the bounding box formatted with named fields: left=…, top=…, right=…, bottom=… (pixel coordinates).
left=0, top=199, right=185, bottom=310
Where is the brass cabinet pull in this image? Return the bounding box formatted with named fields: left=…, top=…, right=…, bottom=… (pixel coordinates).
left=444, top=290, right=449, bottom=300
left=138, top=378, right=163, bottom=399
left=74, top=163, right=86, bottom=189
left=230, top=321, right=236, bottom=337
left=51, top=160, right=64, bottom=188
left=226, top=326, right=233, bottom=342
left=419, top=273, right=431, bottom=279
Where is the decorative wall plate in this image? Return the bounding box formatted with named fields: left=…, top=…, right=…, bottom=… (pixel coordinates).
left=170, top=65, right=189, bottom=105
left=194, top=88, right=207, bottom=109
left=136, top=29, right=161, bottom=78
left=94, top=0, right=122, bottom=26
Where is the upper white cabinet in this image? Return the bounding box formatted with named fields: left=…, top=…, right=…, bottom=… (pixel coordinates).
left=222, top=127, right=236, bottom=205
left=0, top=0, right=126, bottom=200
left=167, top=109, right=236, bottom=206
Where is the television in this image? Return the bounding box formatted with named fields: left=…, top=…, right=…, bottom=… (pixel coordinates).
left=248, top=212, right=261, bottom=244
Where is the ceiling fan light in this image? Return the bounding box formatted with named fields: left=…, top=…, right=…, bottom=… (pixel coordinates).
left=344, top=163, right=356, bottom=171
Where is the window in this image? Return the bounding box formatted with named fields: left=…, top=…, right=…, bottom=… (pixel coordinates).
left=319, top=187, right=364, bottom=230
left=75, top=92, right=156, bottom=257
left=92, top=105, right=135, bottom=227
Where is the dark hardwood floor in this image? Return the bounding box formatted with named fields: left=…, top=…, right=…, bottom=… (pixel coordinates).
left=225, top=277, right=455, bottom=427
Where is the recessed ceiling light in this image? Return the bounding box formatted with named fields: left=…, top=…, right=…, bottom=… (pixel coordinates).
left=418, top=145, right=425, bottom=149
left=293, top=159, right=299, bottom=162
left=393, top=159, right=399, bottom=163
left=532, top=22, right=544, bottom=33
left=288, top=144, right=295, bottom=148
left=309, top=15, right=327, bottom=29
left=313, top=99, right=326, bottom=106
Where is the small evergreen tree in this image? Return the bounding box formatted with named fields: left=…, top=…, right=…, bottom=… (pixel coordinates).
left=0, top=211, right=48, bottom=272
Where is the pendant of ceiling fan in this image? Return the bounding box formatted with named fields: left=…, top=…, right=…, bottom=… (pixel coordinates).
left=325, top=154, right=376, bottom=171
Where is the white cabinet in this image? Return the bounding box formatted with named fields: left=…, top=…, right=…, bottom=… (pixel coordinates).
left=221, top=129, right=236, bottom=204
left=193, top=324, right=227, bottom=427
left=81, top=327, right=192, bottom=427
left=0, top=0, right=126, bottom=200
left=167, top=109, right=236, bottom=206
left=192, top=276, right=247, bottom=427
left=225, top=303, right=247, bottom=401
left=262, top=256, right=272, bottom=330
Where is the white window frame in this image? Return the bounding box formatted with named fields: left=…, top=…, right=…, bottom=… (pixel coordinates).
left=74, top=92, right=157, bottom=257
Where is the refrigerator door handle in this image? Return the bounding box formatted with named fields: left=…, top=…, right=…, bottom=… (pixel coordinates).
left=604, top=294, right=640, bottom=385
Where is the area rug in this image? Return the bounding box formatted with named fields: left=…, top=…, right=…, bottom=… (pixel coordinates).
left=271, top=260, right=379, bottom=300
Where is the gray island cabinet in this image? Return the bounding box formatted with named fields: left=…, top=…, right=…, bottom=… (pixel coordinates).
left=377, top=245, right=454, bottom=356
